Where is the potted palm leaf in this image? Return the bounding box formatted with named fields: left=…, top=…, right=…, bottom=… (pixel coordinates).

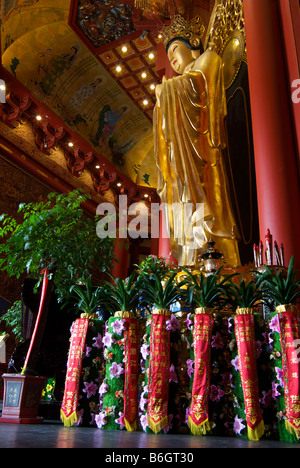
left=179, top=266, right=235, bottom=436
left=257, top=256, right=300, bottom=439
left=137, top=268, right=184, bottom=434
left=67, top=276, right=112, bottom=319
left=257, top=256, right=300, bottom=308
left=226, top=275, right=266, bottom=441
left=100, top=270, right=141, bottom=432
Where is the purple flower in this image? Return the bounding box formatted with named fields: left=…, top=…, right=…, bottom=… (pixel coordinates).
left=92, top=333, right=103, bottom=349
left=141, top=343, right=150, bottom=360
left=95, top=412, right=107, bottom=429
left=185, top=313, right=193, bottom=330
left=109, top=361, right=124, bottom=379
left=272, top=380, right=281, bottom=399
left=82, top=381, right=98, bottom=399
left=115, top=412, right=125, bottom=429
left=103, top=332, right=114, bottom=348
left=231, top=355, right=239, bottom=372
left=275, top=367, right=284, bottom=387
left=112, top=319, right=125, bottom=336
left=210, top=384, right=224, bottom=402
left=186, top=359, right=194, bottom=378
left=169, top=364, right=178, bottom=383
left=233, top=415, right=246, bottom=435
left=74, top=409, right=84, bottom=427
left=140, top=414, right=148, bottom=432
left=139, top=392, right=148, bottom=412
left=99, top=381, right=109, bottom=396
left=269, top=314, right=280, bottom=334
left=166, top=314, right=181, bottom=331
left=211, top=332, right=224, bottom=349
left=84, top=346, right=92, bottom=359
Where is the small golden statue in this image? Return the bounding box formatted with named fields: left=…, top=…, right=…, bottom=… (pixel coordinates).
left=154, top=15, right=241, bottom=268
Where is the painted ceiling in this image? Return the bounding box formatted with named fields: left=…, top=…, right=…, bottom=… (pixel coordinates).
left=0, top=0, right=214, bottom=195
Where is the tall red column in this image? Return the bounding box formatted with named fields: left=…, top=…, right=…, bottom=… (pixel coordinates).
left=244, top=0, right=300, bottom=268
left=111, top=236, right=129, bottom=279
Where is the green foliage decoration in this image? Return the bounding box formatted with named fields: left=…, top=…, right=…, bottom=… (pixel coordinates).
left=0, top=190, right=115, bottom=303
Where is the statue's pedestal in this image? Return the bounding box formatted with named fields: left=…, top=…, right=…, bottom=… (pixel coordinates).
left=0, top=374, right=45, bottom=424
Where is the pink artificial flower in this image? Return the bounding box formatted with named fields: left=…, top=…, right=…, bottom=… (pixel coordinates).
left=185, top=313, right=193, bottom=330
left=84, top=346, right=92, bottom=359
left=82, top=381, right=98, bottom=399
left=169, top=364, right=178, bottom=383
left=92, top=333, right=103, bottom=349
left=95, top=412, right=107, bottom=429
left=275, top=367, right=284, bottom=387
left=272, top=380, right=281, bottom=399
left=139, top=392, right=148, bottom=412
left=233, top=414, right=246, bottom=435
left=211, top=332, right=224, bottom=349
left=140, top=414, right=148, bottom=432
left=141, top=343, right=150, bottom=360
left=210, top=384, right=225, bottom=402
left=115, top=412, right=125, bottom=430
left=112, top=319, right=125, bottom=336
left=99, top=381, right=109, bottom=396
left=109, top=361, right=124, bottom=379
left=103, top=332, right=114, bottom=348
left=166, top=314, right=181, bottom=331
left=185, top=407, right=190, bottom=425
left=186, top=359, right=194, bottom=378
left=269, top=314, right=280, bottom=334
left=231, top=355, right=239, bottom=372
left=260, top=389, right=275, bottom=407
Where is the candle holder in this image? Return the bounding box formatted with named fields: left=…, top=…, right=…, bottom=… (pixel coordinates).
left=200, top=240, right=224, bottom=274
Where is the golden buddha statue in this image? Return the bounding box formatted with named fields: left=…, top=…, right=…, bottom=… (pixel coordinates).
left=154, top=15, right=241, bottom=267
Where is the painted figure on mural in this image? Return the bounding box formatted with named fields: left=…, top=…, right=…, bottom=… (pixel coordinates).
left=154, top=15, right=241, bottom=267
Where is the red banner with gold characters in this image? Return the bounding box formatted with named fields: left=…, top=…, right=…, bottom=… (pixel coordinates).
left=147, top=309, right=171, bottom=433
left=234, top=309, right=264, bottom=441
left=277, top=305, right=300, bottom=438
left=60, top=318, right=89, bottom=427
left=123, top=317, right=139, bottom=431
left=188, top=309, right=214, bottom=435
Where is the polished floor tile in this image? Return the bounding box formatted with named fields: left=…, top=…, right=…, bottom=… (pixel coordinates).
left=0, top=421, right=298, bottom=449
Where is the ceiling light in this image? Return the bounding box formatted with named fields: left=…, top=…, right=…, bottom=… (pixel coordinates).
left=150, top=84, right=155, bottom=90
left=68, top=142, right=74, bottom=147
left=144, top=193, right=149, bottom=198
left=143, top=100, right=149, bottom=106
left=121, top=46, right=128, bottom=53
left=95, top=165, right=100, bottom=169
left=148, top=52, right=155, bottom=59
left=36, top=115, right=42, bottom=121
left=116, top=65, right=122, bottom=73
left=117, top=182, right=122, bottom=187
left=141, top=72, right=147, bottom=79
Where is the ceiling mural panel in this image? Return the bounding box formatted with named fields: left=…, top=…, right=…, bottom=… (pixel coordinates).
left=1, top=0, right=156, bottom=188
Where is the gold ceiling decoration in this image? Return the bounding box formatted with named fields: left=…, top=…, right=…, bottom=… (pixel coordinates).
left=134, top=0, right=186, bottom=17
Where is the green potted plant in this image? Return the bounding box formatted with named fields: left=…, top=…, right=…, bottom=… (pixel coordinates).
left=67, top=276, right=112, bottom=319
left=0, top=189, right=115, bottom=423
left=257, top=256, right=300, bottom=308
left=102, top=270, right=140, bottom=317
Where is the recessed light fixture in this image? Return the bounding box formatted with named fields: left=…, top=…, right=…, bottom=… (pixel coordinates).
left=117, top=182, right=122, bottom=187
left=36, top=115, right=42, bottom=121
left=121, top=45, right=128, bottom=53
left=95, top=165, right=100, bottom=169
left=150, top=84, right=155, bottom=90
left=141, top=72, right=147, bottom=79
left=116, top=65, right=122, bottom=73
left=68, top=142, right=74, bottom=147
left=143, top=100, right=149, bottom=106
left=148, top=52, right=155, bottom=60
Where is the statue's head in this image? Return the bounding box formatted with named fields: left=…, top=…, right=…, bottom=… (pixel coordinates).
left=162, top=16, right=205, bottom=74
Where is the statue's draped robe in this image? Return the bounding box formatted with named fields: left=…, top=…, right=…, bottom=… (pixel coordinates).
left=154, top=48, right=240, bottom=266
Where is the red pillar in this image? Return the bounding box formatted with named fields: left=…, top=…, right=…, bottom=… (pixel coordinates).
left=111, top=236, right=129, bottom=279
left=244, top=0, right=300, bottom=268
